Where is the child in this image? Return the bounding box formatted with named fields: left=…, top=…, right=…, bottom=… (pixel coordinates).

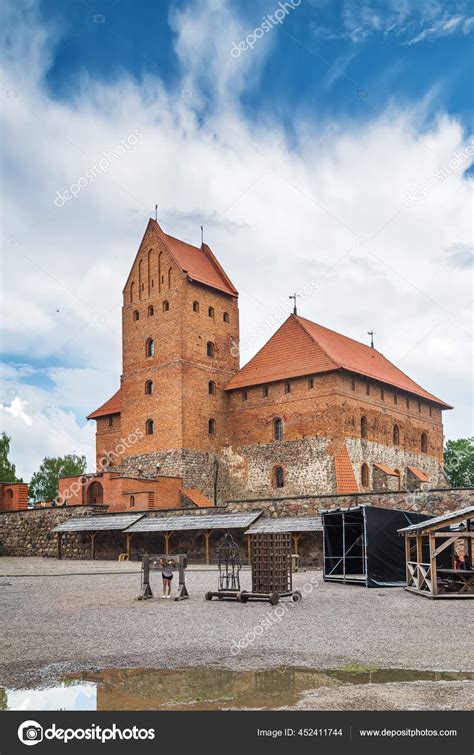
left=454, top=554, right=462, bottom=570
left=160, top=558, right=174, bottom=599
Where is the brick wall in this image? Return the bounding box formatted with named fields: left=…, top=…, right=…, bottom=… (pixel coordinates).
left=0, top=483, right=29, bottom=512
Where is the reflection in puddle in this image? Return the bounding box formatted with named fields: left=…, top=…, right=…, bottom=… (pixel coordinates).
left=2, top=667, right=473, bottom=711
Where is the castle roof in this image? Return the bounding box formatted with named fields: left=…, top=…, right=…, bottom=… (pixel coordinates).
left=87, top=388, right=122, bottom=419
left=225, top=314, right=451, bottom=408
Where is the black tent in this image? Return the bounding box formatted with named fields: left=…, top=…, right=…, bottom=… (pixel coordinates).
left=322, top=505, right=431, bottom=587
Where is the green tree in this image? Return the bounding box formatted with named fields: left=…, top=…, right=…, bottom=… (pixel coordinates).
left=29, top=454, right=87, bottom=503
left=0, top=432, right=22, bottom=482
left=444, top=438, right=474, bottom=487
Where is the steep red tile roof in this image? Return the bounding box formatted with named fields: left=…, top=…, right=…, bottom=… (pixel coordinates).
left=407, top=466, right=429, bottom=482
left=226, top=314, right=451, bottom=408
left=155, top=221, right=238, bottom=297
left=334, top=445, right=359, bottom=494
left=181, top=488, right=215, bottom=508
left=87, top=389, right=122, bottom=420
left=374, top=463, right=399, bottom=476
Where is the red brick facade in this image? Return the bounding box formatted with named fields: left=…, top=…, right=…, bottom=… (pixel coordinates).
left=87, top=219, right=451, bottom=504
left=0, top=482, right=29, bottom=512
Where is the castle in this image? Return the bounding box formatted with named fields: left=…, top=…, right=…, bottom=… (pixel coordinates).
left=58, top=218, right=451, bottom=511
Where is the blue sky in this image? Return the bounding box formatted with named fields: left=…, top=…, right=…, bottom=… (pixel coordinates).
left=1, top=0, right=473, bottom=479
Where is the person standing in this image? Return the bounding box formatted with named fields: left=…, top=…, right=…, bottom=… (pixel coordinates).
left=160, top=558, right=174, bottom=598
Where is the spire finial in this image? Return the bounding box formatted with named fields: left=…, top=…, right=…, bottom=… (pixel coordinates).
left=155, top=204, right=158, bottom=222
left=200, top=225, right=204, bottom=245
left=367, top=330, right=375, bottom=349
left=289, top=292, right=299, bottom=315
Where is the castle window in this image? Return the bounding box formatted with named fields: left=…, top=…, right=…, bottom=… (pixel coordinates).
left=108, top=416, right=113, bottom=427
left=361, top=463, right=369, bottom=488
left=133, top=310, right=139, bottom=321
left=418, top=401, right=422, bottom=413
left=208, top=380, right=216, bottom=395
left=223, top=312, right=229, bottom=323
left=162, top=300, right=169, bottom=312
left=145, top=419, right=154, bottom=435
left=208, top=418, right=216, bottom=436
left=393, top=424, right=400, bottom=445
left=147, top=305, right=154, bottom=317
left=208, top=306, right=215, bottom=319
left=130, top=495, right=135, bottom=508
left=308, top=377, right=314, bottom=389
left=193, top=301, right=200, bottom=312
left=273, top=466, right=285, bottom=488
left=421, top=433, right=428, bottom=453
left=381, top=388, right=385, bottom=401
left=394, top=393, right=398, bottom=405
left=284, top=382, right=291, bottom=394
left=168, top=267, right=173, bottom=288
left=262, top=386, right=268, bottom=398
left=429, top=405, right=432, bottom=417
left=273, top=417, right=283, bottom=441
left=87, top=481, right=103, bottom=505
left=207, top=341, right=215, bottom=357
left=366, top=381, right=370, bottom=395
left=351, top=377, right=356, bottom=391
left=360, top=416, right=368, bottom=439
left=242, top=390, right=248, bottom=401
left=145, top=380, right=153, bottom=395
left=146, top=338, right=155, bottom=357
left=406, top=396, right=410, bottom=409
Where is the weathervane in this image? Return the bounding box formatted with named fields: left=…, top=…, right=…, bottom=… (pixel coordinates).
left=289, top=292, right=299, bottom=315
left=367, top=330, right=375, bottom=349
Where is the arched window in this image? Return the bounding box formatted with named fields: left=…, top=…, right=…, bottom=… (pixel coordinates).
left=406, top=396, right=410, bottom=409
left=193, top=301, right=200, bottom=312
left=308, top=377, right=314, bottom=389
left=5, top=488, right=13, bottom=501
left=208, top=380, right=216, bottom=395
left=162, top=300, right=169, bottom=312
left=273, top=466, right=285, bottom=488
left=168, top=267, right=173, bottom=289
left=208, top=306, right=214, bottom=318
left=421, top=433, right=428, bottom=453
left=223, top=312, right=229, bottom=323
left=133, top=310, right=139, bottom=321
left=381, top=388, right=385, bottom=401
left=394, top=393, right=398, bottom=405
left=351, top=377, right=356, bottom=391
left=130, top=281, right=135, bottom=303
left=208, top=418, right=216, bottom=435
left=145, top=380, right=153, bottom=395
left=147, top=305, right=154, bottom=317
left=242, top=390, right=248, bottom=401
left=393, top=424, right=400, bottom=445
left=146, top=338, right=155, bottom=357
left=273, top=417, right=283, bottom=441
left=284, top=382, right=291, bottom=394
left=360, top=416, right=368, bottom=439
left=145, top=419, right=154, bottom=435
left=130, top=495, right=135, bottom=508
left=366, top=381, right=370, bottom=395
left=262, top=386, right=269, bottom=398
left=87, top=481, right=103, bottom=504
left=207, top=341, right=215, bottom=357
left=361, top=463, right=369, bottom=488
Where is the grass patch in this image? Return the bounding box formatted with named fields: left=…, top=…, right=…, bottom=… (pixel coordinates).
left=337, top=663, right=380, bottom=674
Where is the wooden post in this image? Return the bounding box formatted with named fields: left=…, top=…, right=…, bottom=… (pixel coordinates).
left=57, top=532, right=62, bottom=560
left=405, top=535, right=410, bottom=585
left=91, top=532, right=97, bottom=560
left=429, top=533, right=437, bottom=596
left=247, top=535, right=251, bottom=564
left=126, top=533, right=133, bottom=560
left=163, top=531, right=172, bottom=555
left=203, top=530, right=211, bottom=565
left=292, top=533, right=301, bottom=555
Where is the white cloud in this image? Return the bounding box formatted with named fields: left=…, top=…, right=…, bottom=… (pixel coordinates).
left=0, top=397, right=33, bottom=426
left=0, top=0, right=473, bottom=481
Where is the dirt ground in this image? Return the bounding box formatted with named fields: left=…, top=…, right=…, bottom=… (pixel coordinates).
left=1, top=557, right=472, bottom=710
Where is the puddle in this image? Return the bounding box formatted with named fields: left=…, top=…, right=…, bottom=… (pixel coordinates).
left=2, top=667, right=473, bottom=711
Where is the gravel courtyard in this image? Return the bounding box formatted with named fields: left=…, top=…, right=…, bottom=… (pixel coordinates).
left=1, top=557, right=473, bottom=709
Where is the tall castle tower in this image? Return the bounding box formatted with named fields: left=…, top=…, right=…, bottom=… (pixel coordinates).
left=89, top=219, right=239, bottom=500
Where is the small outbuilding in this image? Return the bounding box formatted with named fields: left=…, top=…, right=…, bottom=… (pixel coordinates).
left=322, top=505, right=430, bottom=587
left=398, top=506, right=474, bottom=598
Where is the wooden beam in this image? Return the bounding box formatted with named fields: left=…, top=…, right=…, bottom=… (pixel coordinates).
left=416, top=512, right=474, bottom=534
left=163, top=531, right=173, bottom=555
left=247, top=535, right=251, bottom=564
left=292, top=533, right=301, bottom=556
left=57, top=532, right=62, bottom=560
left=91, top=532, right=97, bottom=560
left=433, top=535, right=458, bottom=559
left=126, top=533, right=133, bottom=560
left=429, top=534, right=437, bottom=596
left=203, top=530, right=211, bottom=565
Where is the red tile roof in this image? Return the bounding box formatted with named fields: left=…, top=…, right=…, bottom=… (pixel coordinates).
left=87, top=389, right=122, bottom=420
left=155, top=221, right=238, bottom=297
left=225, top=314, right=451, bottom=408
left=181, top=488, right=215, bottom=508
left=407, top=466, right=429, bottom=482
left=334, top=445, right=359, bottom=494
left=374, top=462, right=399, bottom=476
